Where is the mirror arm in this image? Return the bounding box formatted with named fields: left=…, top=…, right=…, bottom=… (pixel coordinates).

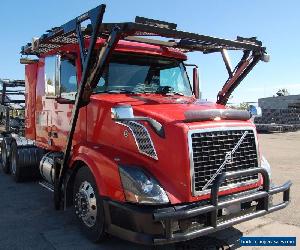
left=55, top=97, right=75, bottom=104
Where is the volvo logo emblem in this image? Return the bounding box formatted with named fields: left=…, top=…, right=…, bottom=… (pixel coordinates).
left=225, top=152, right=232, bottom=164
left=123, top=130, right=129, bottom=138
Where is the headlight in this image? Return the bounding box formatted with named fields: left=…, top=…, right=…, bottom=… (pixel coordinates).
left=119, top=166, right=169, bottom=205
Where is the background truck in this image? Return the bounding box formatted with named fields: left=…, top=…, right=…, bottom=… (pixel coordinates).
left=0, top=4, right=292, bottom=245
left=0, top=79, right=25, bottom=135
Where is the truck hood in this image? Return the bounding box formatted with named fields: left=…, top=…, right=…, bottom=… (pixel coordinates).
left=92, top=93, right=226, bottom=123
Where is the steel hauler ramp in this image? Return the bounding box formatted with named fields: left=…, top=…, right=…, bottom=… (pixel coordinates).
left=20, top=4, right=268, bottom=209
left=21, top=17, right=265, bottom=56
left=21, top=5, right=268, bottom=106
left=0, top=79, right=25, bottom=105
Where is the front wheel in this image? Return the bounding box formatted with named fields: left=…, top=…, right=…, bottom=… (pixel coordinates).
left=73, top=166, right=107, bottom=242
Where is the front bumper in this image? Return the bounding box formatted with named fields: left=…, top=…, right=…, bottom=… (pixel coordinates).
left=103, top=167, right=292, bottom=245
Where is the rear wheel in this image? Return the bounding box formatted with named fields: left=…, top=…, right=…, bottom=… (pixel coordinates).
left=10, top=140, right=23, bottom=182
left=73, top=166, right=107, bottom=242
left=10, top=140, right=43, bottom=182
left=1, top=137, right=13, bottom=174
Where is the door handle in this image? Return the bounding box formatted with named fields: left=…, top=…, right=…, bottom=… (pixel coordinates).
left=48, top=131, right=58, bottom=138
left=52, top=132, right=58, bottom=138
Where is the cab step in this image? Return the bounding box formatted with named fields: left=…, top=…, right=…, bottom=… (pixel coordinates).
left=39, top=180, right=54, bottom=192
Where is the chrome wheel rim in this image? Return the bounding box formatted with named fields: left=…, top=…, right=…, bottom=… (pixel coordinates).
left=74, top=181, right=97, bottom=227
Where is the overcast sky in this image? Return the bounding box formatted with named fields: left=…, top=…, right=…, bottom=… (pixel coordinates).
left=1, top=0, right=299, bottom=103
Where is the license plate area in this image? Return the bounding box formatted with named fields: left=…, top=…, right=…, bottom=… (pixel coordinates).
left=218, top=200, right=258, bottom=222
left=222, top=203, right=241, bottom=216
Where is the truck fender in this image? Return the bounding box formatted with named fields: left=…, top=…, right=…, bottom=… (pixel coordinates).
left=65, top=145, right=125, bottom=208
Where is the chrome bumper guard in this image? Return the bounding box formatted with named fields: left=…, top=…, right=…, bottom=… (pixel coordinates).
left=153, top=167, right=292, bottom=244
left=104, top=167, right=291, bottom=245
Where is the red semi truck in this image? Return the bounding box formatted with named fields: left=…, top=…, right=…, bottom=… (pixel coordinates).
left=0, top=4, right=292, bottom=245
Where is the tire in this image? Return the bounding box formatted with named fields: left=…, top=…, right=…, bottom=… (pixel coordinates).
left=10, top=140, right=24, bottom=182
left=1, top=137, right=13, bottom=174
left=10, top=140, right=44, bottom=182
left=73, top=166, right=107, bottom=242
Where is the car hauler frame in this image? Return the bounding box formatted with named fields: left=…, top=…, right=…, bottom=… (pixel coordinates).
left=0, top=79, right=25, bottom=135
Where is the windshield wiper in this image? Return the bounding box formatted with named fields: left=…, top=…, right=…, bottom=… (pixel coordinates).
left=95, top=89, right=137, bottom=94
left=167, top=91, right=185, bottom=96
left=156, top=90, right=185, bottom=96
left=155, top=86, right=185, bottom=96
left=107, top=89, right=136, bottom=94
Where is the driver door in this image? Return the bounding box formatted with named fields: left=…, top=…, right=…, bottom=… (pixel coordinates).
left=49, top=55, right=85, bottom=149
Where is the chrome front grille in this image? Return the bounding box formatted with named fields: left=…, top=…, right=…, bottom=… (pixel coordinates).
left=189, top=127, right=259, bottom=195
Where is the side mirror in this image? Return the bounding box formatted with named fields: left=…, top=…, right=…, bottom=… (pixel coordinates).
left=193, top=67, right=200, bottom=99
left=185, top=64, right=200, bottom=99
left=44, top=55, right=61, bottom=97
left=248, top=105, right=262, bottom=118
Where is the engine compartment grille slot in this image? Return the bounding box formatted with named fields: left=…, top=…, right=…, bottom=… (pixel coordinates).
left=189, top=128, right=259, bottom=194
left=119, top=121, right=158, bottom=160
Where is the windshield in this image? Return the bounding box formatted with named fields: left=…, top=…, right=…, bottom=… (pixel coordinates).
left=94, top=53, right=192, bottom=96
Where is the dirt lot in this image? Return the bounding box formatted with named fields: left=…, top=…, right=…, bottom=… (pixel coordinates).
left=0, top=132, right=299, bottom=249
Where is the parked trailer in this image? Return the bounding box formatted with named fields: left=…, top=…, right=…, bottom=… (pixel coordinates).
left=0, top=79, right=25, bottom=135
left=0, top=4, right=291, bottom=245
left=0, top=79, right=39, bottom=175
